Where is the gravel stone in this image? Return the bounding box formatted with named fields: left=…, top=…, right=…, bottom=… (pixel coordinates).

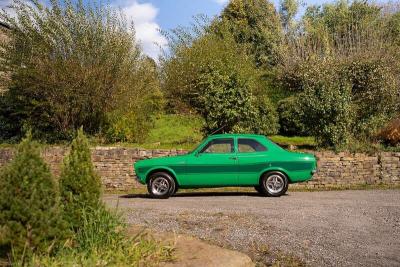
left=104, top=190, right=400, bottom=267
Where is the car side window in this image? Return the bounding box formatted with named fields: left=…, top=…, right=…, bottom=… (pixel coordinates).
left=238, top=138, right=267, bottom=153
left=200, top=138, right=234, bottom=154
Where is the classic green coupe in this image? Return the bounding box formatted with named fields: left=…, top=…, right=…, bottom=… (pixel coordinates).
left=134, top=134, right=317, bottom=198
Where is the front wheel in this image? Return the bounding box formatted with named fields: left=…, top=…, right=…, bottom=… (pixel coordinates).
left=260, top=171, right=289, bottom=197
left=147, top=172, right=176, bottom=199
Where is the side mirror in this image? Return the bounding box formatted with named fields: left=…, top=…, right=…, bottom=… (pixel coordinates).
left=195, top=152, right=201, bottom=157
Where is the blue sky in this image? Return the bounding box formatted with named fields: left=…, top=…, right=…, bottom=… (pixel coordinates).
left=111, top=0, right=331, bottom=58
left=0, top=0, right=369, bottom=58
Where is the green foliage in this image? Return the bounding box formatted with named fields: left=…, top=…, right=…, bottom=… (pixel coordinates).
left=221, top=0, right=283, bottom=67
left=277, top=95, right=307, bottom=136
left=269, top=135, right=315, bottom=148
left=248, top=95, right=279, bottom=135
left=279, top=0, right=299, bottom=31
left=297, top=0, right=385, bottom=58
left=0, top=0, right=160, bottom=142
left=0, top=93, right=22, bottom=142
left=275, top=0, right=400, bottom=148
left=105, top=111, right=153, bottom=144
left=0, top=133, right=68, bottom=260
left=162, top=22, right=278, bottom=135
left=104, top=58, right=164, bottom=143
left=301, top=73, right=354, bottom=148
left=24, top=206, right=174, bottom=266
left=342, top=57, right=399, bottom=139
left=59, top=128, right=101, bottom=231
left=196, top=62, right=257, bottom=134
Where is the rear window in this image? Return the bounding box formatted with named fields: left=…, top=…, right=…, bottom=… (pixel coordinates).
left=238, top=138, right=267, bottom=153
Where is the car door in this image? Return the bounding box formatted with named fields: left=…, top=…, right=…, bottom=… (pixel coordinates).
left=236, top=138, right=269, bottom=185
left=183, top=138, right=238, bottom=187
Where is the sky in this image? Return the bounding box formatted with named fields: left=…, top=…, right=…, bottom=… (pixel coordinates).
left=0, top=0, right=353, bottom=58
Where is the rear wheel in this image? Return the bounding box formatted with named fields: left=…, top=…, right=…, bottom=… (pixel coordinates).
left=259, top=171, right=289, bottom=197
left=147, top=172, right=176, bottom=199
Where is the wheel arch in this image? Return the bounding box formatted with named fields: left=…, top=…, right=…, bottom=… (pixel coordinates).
left=259, top=168, right=292, bottom=184
left=145, top=167, right=180, bottom=185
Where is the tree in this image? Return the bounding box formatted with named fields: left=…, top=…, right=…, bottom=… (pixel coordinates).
left=59, top=128, right=101, bottom=230
left=278, top=1, right=400, bottom=146
left=221, top=0, right=283, bottom=67
left=277, top=95, right=307, bottom=136
left=300, top=69, right=354, bottom=148
left=280, top=0, right=299, bottom=32
left=0, top=133, right=68, bottom=260
left=162, top=23, right=278, bottom=135
left=0, top=0, right=161, bottom=142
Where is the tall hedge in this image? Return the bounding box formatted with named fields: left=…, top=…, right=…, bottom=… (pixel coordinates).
left=277, top=95, right=307, bottom=137
left=59, top=128, right=101, bottom=231
left=0, top=133, right=68, bottom=259
left=301, top=77, right=354, bottom=148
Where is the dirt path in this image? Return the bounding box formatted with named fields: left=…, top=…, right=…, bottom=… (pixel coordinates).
left=104, top=190, right=400, bottom=266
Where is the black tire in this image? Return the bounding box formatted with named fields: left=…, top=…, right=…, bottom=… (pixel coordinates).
left=147, top=172, right=176, bottom=199
left=173, top=186, right=179, bottom=195
left=254, top=185, right=263, bottom=194
left=259, top=171, right=289, bottom=197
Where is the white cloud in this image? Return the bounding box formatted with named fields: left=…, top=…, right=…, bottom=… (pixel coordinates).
left=121, top=1, right=167, bottom=59
left=0, top=0, right=17, bottom=18
left=214, top=0, right=229, bottom=5
left=0, top=0, right=167, bottom=59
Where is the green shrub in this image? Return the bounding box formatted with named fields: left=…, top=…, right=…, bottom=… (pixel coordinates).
left=59, top=128, right=101, bottom=231
left=162, top=22, right=278, bottom=135
left=0, top=133, right=68, bottom=260
left=25, top=206, right=174, bottom=266
left=301, top=77, right=354, bottom=148
left=247, top=96, right=279, bottom=135
left=0, top=0, right=161, bottom=142
left=342, top=57, right=400, bottom=139
left=220, top=0, right=283, bottom=67
left=277, top=96, right=307, bottom=136
left=197, top=63, right=258, bottom=134
left=105, top=110, right=154, bottom=144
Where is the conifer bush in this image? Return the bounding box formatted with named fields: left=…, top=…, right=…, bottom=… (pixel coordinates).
left=59, top=128, right=101, bottom=231
left=0, top=133, right=68, bottom=260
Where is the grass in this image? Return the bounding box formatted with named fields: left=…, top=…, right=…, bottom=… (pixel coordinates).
left=8, top=206, right=174, bottom=267
left=268, top=135, right=316, bottom=148
left=104, top=114, right=317, bottom=150
left=93, top=114, right=204, bottom=150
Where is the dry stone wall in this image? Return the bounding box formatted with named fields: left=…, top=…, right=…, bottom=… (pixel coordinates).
left=0, top=147, right=399, bottom=191
left=295, top=151, right=400, bottom=189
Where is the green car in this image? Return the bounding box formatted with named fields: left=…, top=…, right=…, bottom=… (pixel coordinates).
left=134, top=134, right=317, bottom=199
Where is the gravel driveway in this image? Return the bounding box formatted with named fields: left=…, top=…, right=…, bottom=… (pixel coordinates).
left=104, top=190, right=400, bottom=267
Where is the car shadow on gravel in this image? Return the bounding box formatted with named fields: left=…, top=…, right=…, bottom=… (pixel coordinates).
left=119, top=191, right=288, bottom=198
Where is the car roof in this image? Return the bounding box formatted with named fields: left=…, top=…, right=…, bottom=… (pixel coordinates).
left=208, top=133, right=266, bottom=139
